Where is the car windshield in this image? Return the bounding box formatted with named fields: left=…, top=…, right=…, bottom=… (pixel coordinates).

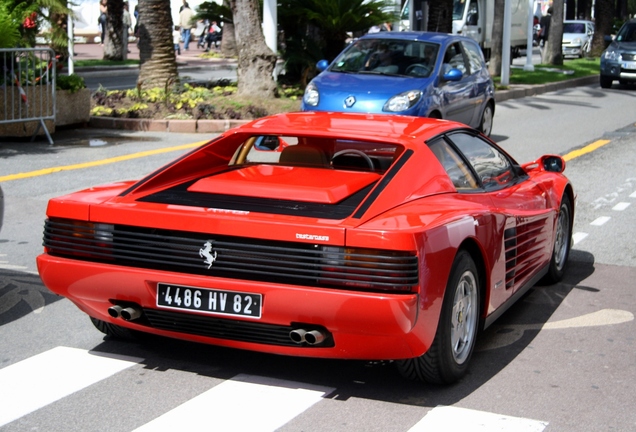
left=563, top=23, right=586, bottom=33
left=330, top=39, right=440, bottom=78
left=616, top=23, right=636, bottom=42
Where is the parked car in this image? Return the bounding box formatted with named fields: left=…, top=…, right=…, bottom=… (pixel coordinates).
left=37, top=112, right=574, bottom=384
left=562, top=20, right=594, bottom=58
left=301, top=32, right=496, bottom=136
left=600, top=19, right=636, bottom=88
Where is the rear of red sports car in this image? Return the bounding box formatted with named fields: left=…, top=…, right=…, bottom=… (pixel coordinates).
left=37, top=112, right=573, bottom=383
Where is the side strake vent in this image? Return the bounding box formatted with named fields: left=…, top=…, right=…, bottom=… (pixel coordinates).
left=43, top=218, right=419, bottom=293
left=504, top=217, right=549, bottom=289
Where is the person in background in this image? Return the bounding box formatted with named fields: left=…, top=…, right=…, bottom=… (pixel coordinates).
left=204, top=20, right=221, bottom=52
left=133, top=5, right=139, bottom=39
left=122, top=1, right=132, bottom=54
left=179, top=2, right=194, bottom=51
left=173, top=25, right=181, bottom=55
left=98, top=0, right=107, bottom=45
left=538, top=7, right=552, bottom=61
left=195, top=19, right=208, bottom=49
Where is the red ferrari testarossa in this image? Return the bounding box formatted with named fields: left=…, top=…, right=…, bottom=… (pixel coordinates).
left=38, top=112, right=574, bottom=384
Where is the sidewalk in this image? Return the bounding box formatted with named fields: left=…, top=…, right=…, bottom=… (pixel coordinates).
left=67, top=42, right=235, bottom=70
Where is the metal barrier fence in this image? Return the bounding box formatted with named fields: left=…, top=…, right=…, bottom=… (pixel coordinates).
left=1, top=48, right=56, bottom=144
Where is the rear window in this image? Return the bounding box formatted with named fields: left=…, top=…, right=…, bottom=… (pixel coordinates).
left=231, top=135, right=402, bottom=174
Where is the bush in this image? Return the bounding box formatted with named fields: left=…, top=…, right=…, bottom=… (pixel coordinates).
left=56, top=74, right=86, bottom=93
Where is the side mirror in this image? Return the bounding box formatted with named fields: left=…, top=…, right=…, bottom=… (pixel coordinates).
left=443, top=68, right=463, bottom=82
left=316, top=60, right=329, bottom=72
left=522, top=155, right=566, bottom=173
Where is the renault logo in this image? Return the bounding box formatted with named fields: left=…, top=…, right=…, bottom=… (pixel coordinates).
left=344, top=96, right=356, bottom=108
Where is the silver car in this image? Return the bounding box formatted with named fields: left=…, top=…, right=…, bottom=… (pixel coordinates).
left=562, top=20, right=594, bottom=58
left=600, top=19, right=636, bottom=88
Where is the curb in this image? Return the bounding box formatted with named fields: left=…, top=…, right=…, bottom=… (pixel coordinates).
left=88, top=74, right=600, bottom=134
left=88, top=116, right=251, bottom=133
left=494, top=75, right=599, bottom=103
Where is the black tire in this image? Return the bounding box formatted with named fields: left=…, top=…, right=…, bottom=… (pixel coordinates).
left=600, top=75, right=613, bottom=89
left=90, top=317, right=137, bottom=340
left=479, top=102, right=494, bottom=137
left=396, top=250, right=480, bottom=384
left=542, top=194, right=572, bottom=284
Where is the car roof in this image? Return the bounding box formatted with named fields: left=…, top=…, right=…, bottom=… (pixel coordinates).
left=234, top=112, right=466, bottom=148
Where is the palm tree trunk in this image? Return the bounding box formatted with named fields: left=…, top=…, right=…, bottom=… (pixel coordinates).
left=104, top=0, right=124, bottom=60
left=544, top=0, right=564, bottom=65
left=590, top=0, right=614, bottom=56
left=230, top=0, right=277, bottom=98
left=137, top=0, right=178, bottom=89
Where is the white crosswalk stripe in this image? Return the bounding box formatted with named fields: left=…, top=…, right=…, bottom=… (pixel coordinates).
left=0, top=346, right=142, bottom=427
left=408, top=406, right=548, bottom=431
left=134, top=374, right=334, bottom=432
left=0, top=347, right=550, bottom=431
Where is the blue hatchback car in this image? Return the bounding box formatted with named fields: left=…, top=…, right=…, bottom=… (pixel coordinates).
left=302, top=32, right=496, bottom=136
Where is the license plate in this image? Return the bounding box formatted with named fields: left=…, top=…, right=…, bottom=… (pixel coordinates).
left=622, top=61, right=636, bottom=70
left=157, top=283, right=262, bottom=319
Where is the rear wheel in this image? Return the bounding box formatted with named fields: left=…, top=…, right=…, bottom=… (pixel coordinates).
left=397, top=250, right=480, bottom=384
left=479, top=102, right=494, bottom=137
left=542, top=194, right=572, bottom=284
left=600, top=75, right=613, bottom=89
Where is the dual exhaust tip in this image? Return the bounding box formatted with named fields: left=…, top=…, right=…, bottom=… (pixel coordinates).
left=108, top=305, right=141, bottom=321
left=289, top=328, right=326, bottom=345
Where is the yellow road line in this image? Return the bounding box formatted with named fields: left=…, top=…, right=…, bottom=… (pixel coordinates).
left=0, top=137, right=614, bottom=183
left=563, top=139, right=611, bottom=162
left=0, top=141, right=207, bottom=183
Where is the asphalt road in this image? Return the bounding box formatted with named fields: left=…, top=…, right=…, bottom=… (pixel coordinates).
left=1, top=82, right=636, bottom=431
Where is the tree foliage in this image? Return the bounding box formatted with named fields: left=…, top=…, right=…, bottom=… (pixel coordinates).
left=278, top=0, right=397, bottom=85
left=0, top=0, right=69, bottom=48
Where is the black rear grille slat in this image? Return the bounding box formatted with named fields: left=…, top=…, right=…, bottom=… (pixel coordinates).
left=142, top=309, right=332, bottom=347
left=43, top=219, right=419, bottom=292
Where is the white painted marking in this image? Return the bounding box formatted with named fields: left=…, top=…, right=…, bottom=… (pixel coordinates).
left=572, top=232, right=588, bottom=244
left=590, top=216, right=611, bottom=226
left=612, top=202, right=631, bottom=211
left=409, top=406, right=547, bottom=431
left=0, top=264, right=28, bottom=270
left=630, top=191, right=636, bottom=198
left=479, top=309, right=634, bottom=351
left=134, top=374, right=333, bottom=432
left=0, top=347, right=141, bottom=427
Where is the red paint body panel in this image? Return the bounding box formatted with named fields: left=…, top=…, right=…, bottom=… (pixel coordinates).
left=37, top=113, right=575, bottom=361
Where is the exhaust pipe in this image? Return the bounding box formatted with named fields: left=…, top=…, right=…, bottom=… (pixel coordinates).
left=304, top=330, right=326, bottom=345
left=108, top=305, right=123, bottom=318
left=120, top=306, right=142, bottom=321
left=289, top=328, right=327, bottom=345
left=289, top=329, right=307, bottom=344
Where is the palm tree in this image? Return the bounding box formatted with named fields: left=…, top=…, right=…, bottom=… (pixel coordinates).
left=544, top=0, right=564, bottom=65
left=229, top=0, right=277, bottom=98
left=278, top=0, right=396, bottom=85
left=590, top=0, right=615, bottom=56
left=137, top=0, right=178, bottom=89
left=103, top=0, right=125, bottom=60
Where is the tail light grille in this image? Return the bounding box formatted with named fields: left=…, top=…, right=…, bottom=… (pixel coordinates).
left=43, top=218, right=419, bottom=293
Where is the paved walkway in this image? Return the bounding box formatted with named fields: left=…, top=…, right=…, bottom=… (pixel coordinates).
left=68, top=42, right=233, bottom=69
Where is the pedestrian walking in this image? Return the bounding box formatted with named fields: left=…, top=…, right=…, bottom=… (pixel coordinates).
left=98, top=0, right=107, bottom=45
left=539, top=7, right=552, bottom=61
left=173, top=25, right=181, bottom=55
left=204, top=21, right=221, bottom=51
left=179, top=2, right=195, bottom=51
left=123, top=2, right=132, bottom=55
